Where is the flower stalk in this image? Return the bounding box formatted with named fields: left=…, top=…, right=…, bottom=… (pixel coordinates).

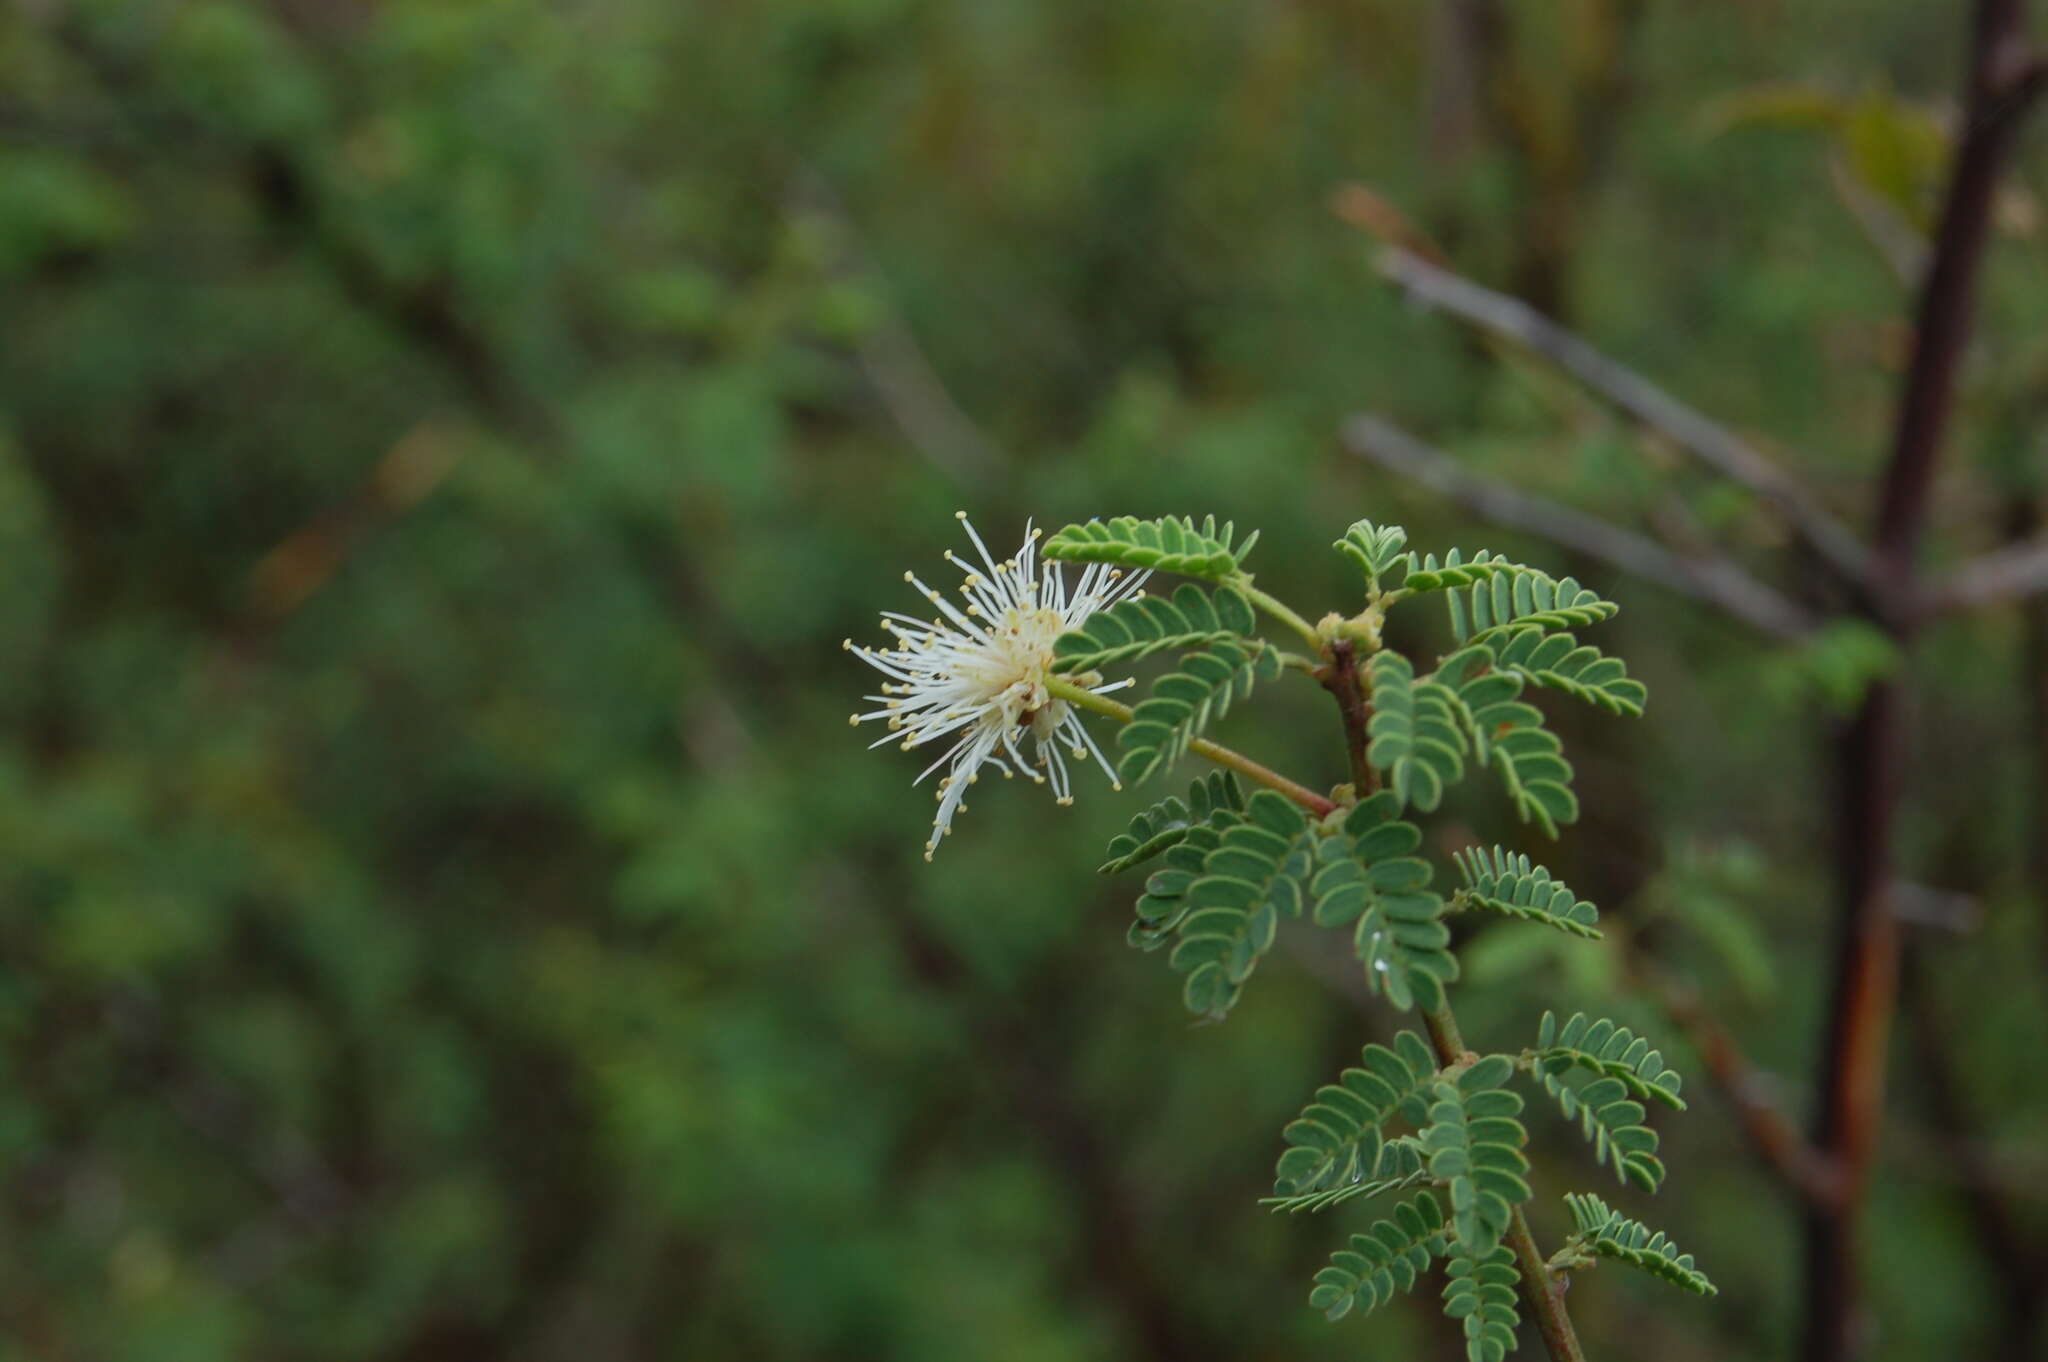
left=1044, top=676, right=1336, bottom=817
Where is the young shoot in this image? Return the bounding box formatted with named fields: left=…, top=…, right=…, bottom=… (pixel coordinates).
left=851, top=512, right=1713, bottom=1362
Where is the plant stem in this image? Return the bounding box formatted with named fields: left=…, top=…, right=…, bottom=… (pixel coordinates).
left=1807, top=6, right=2045, bottom=1358
left=1237, top=581, right=1326, bottom=652
left=1420, top=1006, right=1589, bottom=1362
left=1321, top=638, right=1379, bottom=792
left=1060, top=667, right=1591, bottom=1361
left=1044, top=677, right=1336, bottom=816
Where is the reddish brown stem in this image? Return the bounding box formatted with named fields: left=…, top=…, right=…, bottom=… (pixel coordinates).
left=1807, top=5, right=2044, bottom=1359
left=1325, top=668, right=1584, bottom=1362
left=1635, top=957, right=1842, bottom=1205
left=1321, top=638, right=1380, bottom=793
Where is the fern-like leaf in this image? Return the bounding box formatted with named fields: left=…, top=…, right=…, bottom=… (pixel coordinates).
left=1491, top=626, right=1647, bottom=716
left=1442, top=1245, right=1521, bottom=1362
left=1097, top=771, right=1245, bottom=874
left=1273, top=1029, right=1439, bottom=1194
left=1335, top=519, right=1413, bottom=590
left=1263, top=1139, right=1430, bottom=1214
left=1310, top=793, right=1459, bottom=1011
left=1125, top=817, right=1232, bottom=951
left=1043, top=514, right=1257, bottom=579
left=1366, top=652, right=1466, bottom=811
left=1052, top=582, right=1257, bottom=673
left=1404, top=547, right=1519, bottom=593
left=1562, top=1193, right=1717, bottom=1296
left=1421, top=1060, right=1532, bottom=1259
left=1168, top=790, right=1315, bottom=1018
left=1434, top=646, right=1577, bottom=836
left=1308, top=1191, right=1449, bottom=1322
left=1534, top=1011, right=1686, bottom=1109
left=1531, top=1012, right=1672, bottom=1191
left=1452, top=846, right=1602, bottom=938
left=1445, top=565, right=1619, bottom=645
left=1117, top=639, right=1279, bottom=785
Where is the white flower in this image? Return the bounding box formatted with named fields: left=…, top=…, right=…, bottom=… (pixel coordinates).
left=847, top=513, right=1148, bottom=859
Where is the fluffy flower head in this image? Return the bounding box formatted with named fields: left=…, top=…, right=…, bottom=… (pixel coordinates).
left=848, top=513, right=1147, bottom=858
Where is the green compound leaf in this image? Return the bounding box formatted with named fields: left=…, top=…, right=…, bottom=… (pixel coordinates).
left=1531, top=1012, right=1676, bottom=1192
left=1273, top=1029, right=1439, bottom=1195
left=1051, top=581, right=1258, bottom=674
left=1168, top=791, right=1316, bottom=1018
left=1490, top=625, right=1648, bottom=717
left=1334, top=519, right=1413, bottom=589
left=1042, top=514, right=1258, bottom=579
left=1535, top=1010, right=1687, bottom=1110
left=1310, top=793, right=1458, bottom=1012
left=1442, top=563, right=1620, bottom=645
left=1452, top=846, right=1602, bottom=938
left=1562, top=1192, right=1717, bottom=1296
left=1421, top=1069, right=1531, bottom=1260
left=1125, top=817, right=1233, bottom=952
left=1432, top=645, right=1578, bottom=837
left=1404, top=547, right=1519, bottom=593
left=1442, top=1245, right=1521, bottom=1362
left=1117, top=639, right=1280, bottom=785
left=1366, top=651, right=1466, bottom=812
left=1263, top=1138, right=1430, bottom=1215
left=1307, top=1191, right=1449, bottom=1322
left=1097, top=770, right=1245, bottom=874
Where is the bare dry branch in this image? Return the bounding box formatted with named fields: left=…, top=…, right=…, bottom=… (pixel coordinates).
left=792, top=171, right=1007, bottom=490
left=1632, top=957, right=1844, bottom=1208
left=1340, top=413, right=1818, bottom=639
left=1923, top=532, right=2048, bottom=612
left=1374, top=245, right=1874, bottom=585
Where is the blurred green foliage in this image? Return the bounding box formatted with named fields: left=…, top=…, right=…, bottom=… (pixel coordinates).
left=0, top=1, right=2045, bottom=1359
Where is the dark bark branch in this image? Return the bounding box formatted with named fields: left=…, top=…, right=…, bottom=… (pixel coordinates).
left=1869, top=10, right=2045, bottom=578
left=1374, top=245, right=1875, bottom=586
left=1341, top=414, right=1818, bottom=639
left=1807, top=6, right=2045, bottom=1361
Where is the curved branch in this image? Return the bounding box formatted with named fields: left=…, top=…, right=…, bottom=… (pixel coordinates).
left=1340, top=414, right=1818, bottom=639
left=1374, top=245, right=1873, bottom=587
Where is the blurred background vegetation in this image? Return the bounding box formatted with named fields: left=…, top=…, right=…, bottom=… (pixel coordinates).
left=1, top=1, right=2045, bottom=1359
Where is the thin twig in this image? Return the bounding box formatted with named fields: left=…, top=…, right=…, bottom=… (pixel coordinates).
left=1340, top=414, right=1818, bottom=639
left=791, top=171, right=1007, bottom=489
left=1923, top=532, right=2048, bottom=612
left=1632, top=956, right=1843, bottom=1207
left=1045, top=678, right=1337, bottom=816
left=1374, top=245, right=1874, bottom=586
